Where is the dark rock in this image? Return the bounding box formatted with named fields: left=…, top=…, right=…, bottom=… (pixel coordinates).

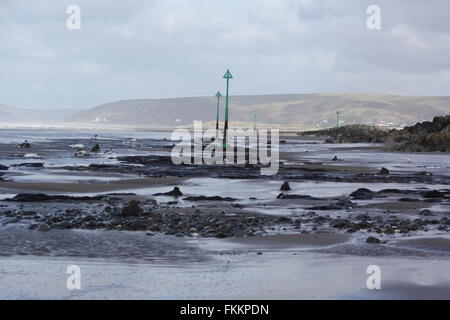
left=398, top=198, right=418, bottom=202
left=350, top=188, right=374, bottom=200
left=11, top=163, right=44, bottom=168
left=0, top=164, right=9, bottom=170
left=276, top=216, right=292, bottom=223
left=153, top=187, right=183, bottom=197
left=378, top=189, right=402, bottom=194
left=74, top=150, right=89, bottom=157
left=312, top=216, right=328, bottom=222
left=366, top=236, right=381, bottom=244
left=423, top=190, right=444, bottom=198
left=19, top=141, right=31, bottom=148
left=37, top=223, right=51, bottom=232
left=330, top=219, right=351, bottom=229
left=53, top=221, right=73, bottom=229
left=19, top=211, right=37, bottom=216
left=91, top=144, right=101, bottom=152
left=356, top=221, right=371, bottom=229
left=183, top=196, right=236, bottom=202
left=307, top=204, right=341, bottom=210
left=280, top=181, right=291, bottom=191
left=277, top=194, right=319, bottom=200
left=332, top=156, right=339, bottom=161
left=215, top=232, right=228, bottom=238
left=419, top=209, right=434, bottom=217
left=379, top=167, right=390, bottom=175
left=121, top=200, right=143, bottom=217
left=336, top=199, right=355, bottom=208
left=5, top=193, right=106, bottom=202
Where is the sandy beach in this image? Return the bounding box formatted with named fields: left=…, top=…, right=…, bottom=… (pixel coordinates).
left=0, top=128, right=449, bottom=300
left=1, top=251, right=449, bottom=299
left=0, top=177, right=182, bottom=194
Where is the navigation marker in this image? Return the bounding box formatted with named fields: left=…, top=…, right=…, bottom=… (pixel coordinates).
left=223, top=69, right=233, bottom=148
left=336, top=111, right=341, bottom=128
left=215, top=91, right=222, bottom=139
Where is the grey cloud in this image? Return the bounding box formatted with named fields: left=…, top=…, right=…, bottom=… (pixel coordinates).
left=0, top=0, right=449, bottom=109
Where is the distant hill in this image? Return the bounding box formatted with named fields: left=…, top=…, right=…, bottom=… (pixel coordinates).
left=0, top=104, right=41, bottom=123
left=0, top=104, right=81, bottom=125
left=25, top=108, right=82, bottom=123
left=65, top=94, right=450, bottom=128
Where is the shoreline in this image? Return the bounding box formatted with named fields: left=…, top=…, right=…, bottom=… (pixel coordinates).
left=1, top=251, right=449, bottom=300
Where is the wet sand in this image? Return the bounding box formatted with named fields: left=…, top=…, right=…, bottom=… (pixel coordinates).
left=392, top=237, right=450, bottom=252
left=1, top=129, right=449, bottom=300
left=223, top=233, right=350, bottom=249
left=1, top=253, right=449, bottom=299
left=0, top=177, right=182, bottom=193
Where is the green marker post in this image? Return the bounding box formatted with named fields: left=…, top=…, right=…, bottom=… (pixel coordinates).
left=223, top=69, right=233, bottom=148
left=215, top=91, right=222, bottom=138
left=336, top=111, right=341, bottom=128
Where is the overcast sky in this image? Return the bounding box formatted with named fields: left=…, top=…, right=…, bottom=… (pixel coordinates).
left=1, top=0, right=450, bottom=109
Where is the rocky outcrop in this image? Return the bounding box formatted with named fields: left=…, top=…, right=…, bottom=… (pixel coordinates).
left=5, top=194, right=106, bottom=202
left=183, top=196, right=237, bottom=202
left=299, top=125, right=390, bottom=143
left=389, top=116, right=450, bottom=152
left=300, top=116, right=450, bottom=152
